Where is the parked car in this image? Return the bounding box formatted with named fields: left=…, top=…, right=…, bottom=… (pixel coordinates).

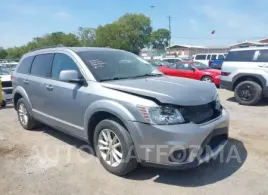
left=221, top=47, right=268, bottom=105
left=158, top=61, right=221, bottom=85
left=193, top=53, right=226, bottom=65
left=209, top=59, right=223, bottom=70
left=0, top=66, right=13, bottom=107
left=1, top=62, right=18, bottom=72
left=162, top=57, right=182, bottom=64
left=13, top=47, right=229, bottom=175
left=147, top=60, right=173, bottom=67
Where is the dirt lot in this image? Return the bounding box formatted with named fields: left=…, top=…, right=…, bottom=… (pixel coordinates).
left=0, top=89, right=268, bottom=195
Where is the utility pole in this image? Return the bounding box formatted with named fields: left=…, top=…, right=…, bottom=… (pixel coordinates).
left=168, top=15, right=171, bottom=54
left=150, top=5, right=155, bottom=29
left=150, top=5, right=155, bottom=58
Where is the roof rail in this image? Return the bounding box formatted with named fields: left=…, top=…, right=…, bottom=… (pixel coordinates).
left=30, top=44, right=66, bottom=52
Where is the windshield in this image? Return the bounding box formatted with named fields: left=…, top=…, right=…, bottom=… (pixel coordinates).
left=0, top=66, right=10, bottom=75
left=192, top=62, right=210, bottom=70
left=77, top=50, right=162, bottom=81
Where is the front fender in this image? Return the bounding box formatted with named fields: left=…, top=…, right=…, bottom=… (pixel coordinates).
left=83, top=99, right=136, bottom=138
left=13, top=86, right=33, bottom=115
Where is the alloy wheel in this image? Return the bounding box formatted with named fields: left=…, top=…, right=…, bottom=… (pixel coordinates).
left=202, top=77, right=213, bottom=83
left=98, top=129, right=123, bottom=167
left=18, top=103, right=28, bottom=126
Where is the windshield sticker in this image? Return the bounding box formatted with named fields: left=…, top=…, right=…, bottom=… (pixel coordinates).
left=87, top=59, right=105, bottom=68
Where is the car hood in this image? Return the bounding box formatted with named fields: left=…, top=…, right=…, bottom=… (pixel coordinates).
left=101, top=76, right=217, bottom=106
left=201, top=69, right=221, bottom=74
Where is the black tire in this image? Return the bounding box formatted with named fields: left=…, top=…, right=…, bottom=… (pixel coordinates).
left=201, top=76, right=213, bottom=83
left=93, top=118, right=137, bottom=176
left=234, top=81, right=262, bottom=105
left=17, top=98, right=38, bottom=130
left=1, top=100, right=6, bottom=107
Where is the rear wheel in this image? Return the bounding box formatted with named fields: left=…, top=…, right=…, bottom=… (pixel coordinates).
left=234, top=81, right=262, bottom=105
left=94, top=118, right=137, bottom=176
left=17, top=98, right=38, bottom=130
left=201, top=76, right=213, bottom=83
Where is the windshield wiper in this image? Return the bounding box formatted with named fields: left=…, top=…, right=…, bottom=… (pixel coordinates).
left=99, top=76, right=128, bottom=82
left=129, top=73, right=164, bottom=79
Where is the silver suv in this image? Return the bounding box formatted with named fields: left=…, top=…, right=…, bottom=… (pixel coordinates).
left=221, top=47, right=268, bottom=105
left=13, top=47, right=229, bottom=175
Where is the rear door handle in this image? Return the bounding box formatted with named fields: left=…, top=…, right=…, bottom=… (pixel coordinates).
left=45, top=85, right=53, bottom=91
left=23, top=79, right=29, bottom=85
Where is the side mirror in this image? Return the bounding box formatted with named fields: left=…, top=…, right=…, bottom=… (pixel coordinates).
left=191, top=67, right=196, bottom=71
left=59, top=70, right=84, bottom=84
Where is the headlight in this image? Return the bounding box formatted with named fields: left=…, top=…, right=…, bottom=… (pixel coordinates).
left=137, top=105, right=185, bottom=125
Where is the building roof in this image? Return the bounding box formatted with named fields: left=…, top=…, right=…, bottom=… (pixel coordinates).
left=167, top=44, right=206, bottom=49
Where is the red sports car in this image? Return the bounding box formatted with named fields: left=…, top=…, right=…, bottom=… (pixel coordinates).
left=158, top=61, right=221, bottom=85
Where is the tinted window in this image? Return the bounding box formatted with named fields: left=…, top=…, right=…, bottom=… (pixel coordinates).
left=165, top=59, right=174, bottom=63
left=225, top=50, right=255, bottom=62
left=195, top=55, right=206, bottom=60
left=52, top=53, right=80, bottom=80
left=77, top=50, right=160, bottom=81
left=211, top=55, right=217, bottom=60
left=206, top=55, right=211, bottom=60
left=218, top=55, right=225, bottom=60
left=192, top=62, right=209, bottom=70
left=17, top=56, right=34, bottom=74
left=176, top=63, right=193, bottom=70
left=255, top=50, right=268, bottom=62
left=30, top=54, right=54, bottom=77
left=167, top=64, right=176, bottom=69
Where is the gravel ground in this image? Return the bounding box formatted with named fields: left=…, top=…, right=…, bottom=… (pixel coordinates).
left=0, top=89, right=268, bottom=195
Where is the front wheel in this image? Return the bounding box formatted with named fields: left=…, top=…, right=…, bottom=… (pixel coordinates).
left=234, top=81, right=262, bottom=105
left=94, top=118, right=137, bottom=176
left=201, top=76, right=213, bottom=83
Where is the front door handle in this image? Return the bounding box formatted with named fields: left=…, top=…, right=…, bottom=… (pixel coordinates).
left=45, top=85, right=53, bottom=91
left=23, top=79, right=29, bottom=85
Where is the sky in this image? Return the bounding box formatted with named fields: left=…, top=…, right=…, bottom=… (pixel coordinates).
left=1, top=0, right=268, bottom=48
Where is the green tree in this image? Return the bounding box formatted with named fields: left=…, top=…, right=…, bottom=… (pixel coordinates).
left=77, top=27, right=96, bottom=46
left=6, top=32, right=80, bottom=59
left=150, top=28, right=170, bottom=50
left=95, top=13, right=152, bottom=54
left=0, top=48, right=7, bottom=59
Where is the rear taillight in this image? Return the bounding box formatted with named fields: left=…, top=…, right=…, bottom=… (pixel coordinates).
left=221, top=72, right=231, bottom=76
left=11, top=72, right=14, bottom=81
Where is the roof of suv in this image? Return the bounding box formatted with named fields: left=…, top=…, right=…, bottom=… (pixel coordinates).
left=23, top=47, right=120, bottom=57
left=230, top=46, right=268, bottom=52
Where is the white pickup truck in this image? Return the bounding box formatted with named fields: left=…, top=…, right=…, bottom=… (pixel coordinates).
left=0, top=66, right=13, bottom=107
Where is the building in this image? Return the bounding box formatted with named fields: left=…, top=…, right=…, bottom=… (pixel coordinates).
left=166, top=45, right=229, bottom=57
left=140, top=38, right=268, bottom=59
left=229, top=38, right=268, bottom=49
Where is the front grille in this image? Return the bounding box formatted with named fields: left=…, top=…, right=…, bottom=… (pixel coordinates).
left=1, top=81, right=12, bottom=88
left=179, top=101, right=222, bottom=124
left=3, top=88, right=13, bottom=94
